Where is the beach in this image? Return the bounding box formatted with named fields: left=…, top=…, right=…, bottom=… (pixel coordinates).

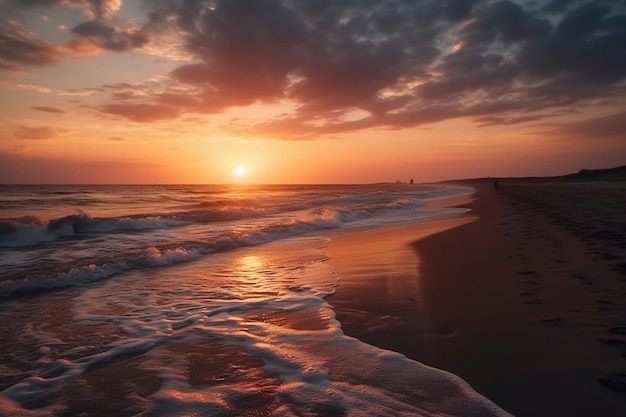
left=2, top=181, right=625, bottom=416
left=3, top=0, right=626, bottom=414
left=328, top=180, right=626, bottom=417
left=0, top=184, right=509, bottom=417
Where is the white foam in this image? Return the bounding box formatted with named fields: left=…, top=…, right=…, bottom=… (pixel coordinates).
left=1, top=184, right=475, bottom=299
left=0, top=235, right=509, bottom=416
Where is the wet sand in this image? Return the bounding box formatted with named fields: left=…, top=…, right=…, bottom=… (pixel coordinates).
left=327, top=180, right=626, bottom=417
left=326, top=211, right=475, bottom=361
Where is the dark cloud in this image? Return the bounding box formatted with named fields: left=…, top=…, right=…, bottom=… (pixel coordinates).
left=13, top=126, right=63, bottom=140
left=112, top=0, right=624, bottom=135
left=147, top=0, right=448, bottom=123
left=417, top=57, right=518, bottom=101
left=0, top=28, right=60, bottom=71
left=541, top=0, right=573, bottom=14
left=0, top=9, right=132, bottom=71
left=6, top=0, right=625, bottom=137
left=70, top=20, right=148, bottom=51
left=31, top=106, right=66, bottom=114
left=461, top=0, right=552, bottom=46
left=518, top=3, right=626, bottom=87
left=0, top=1, right=136, bottom=71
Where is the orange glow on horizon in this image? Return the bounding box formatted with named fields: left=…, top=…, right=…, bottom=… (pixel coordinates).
left=1, top=1, right=625, bottom=184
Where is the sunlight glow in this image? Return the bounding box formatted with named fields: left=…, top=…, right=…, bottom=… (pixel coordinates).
left=235, top=165, right=246, bottom=177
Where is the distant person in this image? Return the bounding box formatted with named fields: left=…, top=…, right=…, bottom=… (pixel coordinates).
left=493, top=180, right=499, bottom=191
left=410, top=179, right=414, bottom=184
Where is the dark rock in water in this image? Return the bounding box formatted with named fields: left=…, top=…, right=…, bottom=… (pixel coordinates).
left=597, top=373, right=626, bottom=392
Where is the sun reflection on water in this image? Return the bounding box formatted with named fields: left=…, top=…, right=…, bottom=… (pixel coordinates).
left=238, top=255, right=264, bottom=272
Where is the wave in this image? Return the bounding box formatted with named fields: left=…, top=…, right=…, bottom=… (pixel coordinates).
left=0, top=197, right=434, bottom=298
left=0, top=246, right=203, bottom=298
left=300, top=196, right=423, bottom=225
left=0, top=185, right=475, bottom=298
left=0, top=196, right=418, bottom=249
left=0, top=205, right=277, bottom=248
left=0, top=213, right=189, bottom=248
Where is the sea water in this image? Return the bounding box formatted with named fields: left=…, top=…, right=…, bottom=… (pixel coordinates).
left=0, top=184, right=509, bottom=416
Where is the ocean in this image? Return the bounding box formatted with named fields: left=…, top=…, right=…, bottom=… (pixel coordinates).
left=0, top=184, right=509, bottom=416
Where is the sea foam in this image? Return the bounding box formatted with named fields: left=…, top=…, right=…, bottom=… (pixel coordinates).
left=0, top=236, right=508, bottom=416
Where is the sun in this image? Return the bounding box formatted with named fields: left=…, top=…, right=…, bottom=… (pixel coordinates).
left=234, top=165, right=246, bottom=177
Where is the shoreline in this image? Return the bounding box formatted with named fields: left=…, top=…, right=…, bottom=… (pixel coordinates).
left=327, top=180, right=626, bottom=417
left=326, top=211, right=475, bottom=360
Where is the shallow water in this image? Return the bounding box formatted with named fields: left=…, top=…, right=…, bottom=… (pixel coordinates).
left=0, top=184, right=510, bottom=416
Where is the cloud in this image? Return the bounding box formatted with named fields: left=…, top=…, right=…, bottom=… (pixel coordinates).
left=473, top=114, right=548, bottom=127
left=96, top=0, right=619, bottom=136
left=100, top=103, right=180, bottom=122
left=0, top=27, right=61, bottom=71
left=13, top=125, right=66, bottom=140
left=58, top=87, right=99, bottom=96
left=460, top=0, right=552, bottom=46
left=0, top=20, right=115, bottom=72
left=6, top=0, right=626, bottom=138
left=540, top=110, right=626, bottom=141
left=518, top=2, right=626, bottom=87
left=4, top=0, right=122, bottom=19
left=70, top=20, right=148, bottom=51
left=15, top=84, right=53, bottom=94
left=31, top=106, right=66, bottom=114
left=0, top=1, right=140, bottom=71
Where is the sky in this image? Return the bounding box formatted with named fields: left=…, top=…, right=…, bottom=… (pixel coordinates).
left=0, top=0, right=625, bottom=184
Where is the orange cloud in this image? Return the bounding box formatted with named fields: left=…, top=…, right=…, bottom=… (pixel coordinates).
left=13, top=126, right=67, bottom=140
left=100, top=103, right=180, bottom=122
left=31, top=106, right=66, bottom=114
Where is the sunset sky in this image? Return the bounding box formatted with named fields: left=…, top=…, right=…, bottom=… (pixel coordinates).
left=1, top=0, right=625, bottom=184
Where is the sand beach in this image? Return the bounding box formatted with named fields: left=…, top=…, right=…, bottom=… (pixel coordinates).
left=3, top=0, right=626, bottom=414
left=2, top=180, right=625, bottom=416
left=328, top=179, right=626, bottom=417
